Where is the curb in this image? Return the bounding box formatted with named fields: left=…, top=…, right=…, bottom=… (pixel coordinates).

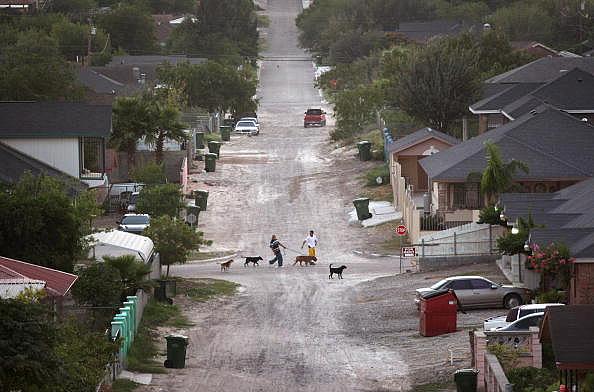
left=352, top=250, right=401, bottom=258
left=187, top=252, right=239, bottom=264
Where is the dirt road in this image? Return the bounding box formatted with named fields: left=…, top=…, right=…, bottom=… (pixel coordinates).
left=138, top=1, right=504, bottom=391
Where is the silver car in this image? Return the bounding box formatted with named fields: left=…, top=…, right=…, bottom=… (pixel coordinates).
left=117, top=214, right=150, bottom=234
left=415, top=275, right=532, bottom=310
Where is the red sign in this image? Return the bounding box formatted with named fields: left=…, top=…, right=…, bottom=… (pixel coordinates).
left=396, top=225, right=407, bottom=236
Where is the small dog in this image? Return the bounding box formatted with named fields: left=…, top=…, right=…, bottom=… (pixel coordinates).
left=244, top=256, right=263, bottom=267
left=293, top=255, right=317, bottom=266
left=329, top=264, right=347, bottom=279
left=220, top=259, right=234, bottom=272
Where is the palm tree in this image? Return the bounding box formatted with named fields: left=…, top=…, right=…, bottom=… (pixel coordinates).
left=480, top=141, right=529, bottom=205
left=110, top=96, right=151, bottom=173
left=144, top=93, right=187, bottom=164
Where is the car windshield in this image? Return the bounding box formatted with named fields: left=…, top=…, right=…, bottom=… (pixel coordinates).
left=122, top=216, right=149, bottom=225
left=306, top=109, right=322, bottom=115
left=430, top=279, right=449, bottom=290
left=241, top=118, right=257, bottom=123
left=237, top=121, right=255, bottom=127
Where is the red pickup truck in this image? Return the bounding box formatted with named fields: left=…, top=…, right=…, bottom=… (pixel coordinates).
left=304, top=108, right=326, bottom=127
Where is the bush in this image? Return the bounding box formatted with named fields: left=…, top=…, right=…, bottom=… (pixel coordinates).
left=488, top=343, right=520, bottom=372
left=131, top=163, right=167, bottom=185
left=536, top=289, right=566, bottom=304
left=204, top=132, right=222, bottom=142
left=477, top=205, right=506, bottom=226
left=506, top=367, right=557, bottom=392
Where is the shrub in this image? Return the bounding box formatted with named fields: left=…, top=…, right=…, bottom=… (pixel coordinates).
left=365, top=164, right=390, bottom=186
left=536, top=289, right=566, bottom=304
left=477, top=205, right=506, bottom=226
left=131, top=163, right=167, bottom=185
left=488, top=343, right=520, bottom=372
left=506, top=367, right=557, bottom=392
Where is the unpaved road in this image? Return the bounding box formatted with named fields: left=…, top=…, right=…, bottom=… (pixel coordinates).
left=137, top=0, right=507, bottom=390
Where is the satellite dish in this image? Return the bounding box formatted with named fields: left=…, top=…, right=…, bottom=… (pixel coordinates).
left=376, top=176, right=383, bottom=185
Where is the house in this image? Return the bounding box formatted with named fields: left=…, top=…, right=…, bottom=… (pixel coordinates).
left=500, top=177, right=594, bottom=302
left=0, top=141, right=88, bottom=195
left=0, top=0, right=39, bottom=13
left=510, top=41, right=580, bottom=58
left=86, top=230, right=160, bottom=280
left=0, top=102, right=112, bottom=191
left=384, top=20, right=479, bottom=44
left=418, top=106, right=594, bottom=224
left=539, top=305, right=594, bottom=390
left=470, top=57, right=594, bottom=133
left=77, top=55, right=207, bottom=101
left=388, top=127, right=459, bottom=194
left=153, top=14, right=176, bottom=48
left=0, top=256, right=78, bottom=313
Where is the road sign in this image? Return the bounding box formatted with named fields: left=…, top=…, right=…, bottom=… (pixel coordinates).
left=396, top=225, right=407, bottom=236
left=401, top=247, right=416, bottom=257
left=186, top=213, right=197, bottom=224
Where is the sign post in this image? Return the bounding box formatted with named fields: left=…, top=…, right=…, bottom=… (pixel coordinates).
left=399, top=246, right=416, bottom=273
left=396, top=224, right=407, bottom=236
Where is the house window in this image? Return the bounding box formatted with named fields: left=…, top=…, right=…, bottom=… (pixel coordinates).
left=79, top=137, right=104, bottom=179
left=452, top=183, right=482, bottom=209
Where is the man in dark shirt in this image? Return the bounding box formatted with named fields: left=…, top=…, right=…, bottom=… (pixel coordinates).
left=268, top=234, right=287, bottom=267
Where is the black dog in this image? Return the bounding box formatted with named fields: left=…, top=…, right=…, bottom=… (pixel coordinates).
left=329, top=264, right=347, bottom=279
left=244, top=256, right=263, bottom=267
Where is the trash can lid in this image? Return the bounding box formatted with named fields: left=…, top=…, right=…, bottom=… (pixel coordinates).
left=353, top=197, right=370, bottom=202
left=454, top=368, right=479, bottom=374
left=420, top=289, right=451, bottom=300
left=166, top=334, right=188, bottom=340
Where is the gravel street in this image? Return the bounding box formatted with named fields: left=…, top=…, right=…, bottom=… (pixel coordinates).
left=137, top=0, right=509, bottom=391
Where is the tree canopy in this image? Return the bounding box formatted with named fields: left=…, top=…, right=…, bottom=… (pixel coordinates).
left=72, top=262, right=124, bottom=307
left=480, top=141, right=529, bottom=205
left=97, top=4, right=156, bottom=53
left=136, top=183, right=184, bottom=217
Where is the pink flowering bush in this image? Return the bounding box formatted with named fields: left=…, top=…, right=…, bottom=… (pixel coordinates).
left=527, top=242, right=574, bottom=290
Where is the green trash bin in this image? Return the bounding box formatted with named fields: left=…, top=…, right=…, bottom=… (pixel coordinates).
left=193, top=190, right=209, bottom=211
left=353, top=197, right=372, bottom=221
left=195, top=131, right=205, bottom=149
left=164, top=334, right=188, bottom=369
left=208, top=140, right=222, bottom=158
left=185, top=204, right=200, bottom=226
left=356, top=141, right=372, bottom=161
left=204, top=153, right=217, bottom=172
left=223, top=118, right=234, bottom=127
left=220, top=126, right=231, bottom=142
left=454, top=369, right=479, bottom=392
left=154, top=283, right=167, bottom=302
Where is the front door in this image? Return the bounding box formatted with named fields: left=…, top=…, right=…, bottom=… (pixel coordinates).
left=417, top=161, right=428, bottom=191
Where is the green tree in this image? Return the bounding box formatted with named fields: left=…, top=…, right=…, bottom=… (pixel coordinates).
left=136, top=183, right=184, bottom=217
left=145, top=94, right=187, bottom=164
left=383, top=38, right=481, bottom=132
left=0, top=299, right=62, bottom=392
left=71, top=262, right=124, bottom=307
left=110, top=95, right=152, bottom=171
left=480, top=141, right=529, bottom=205
left=74, top=189, right=102, bottom=234
left=131, top=162, right=167, bottom=185
left=331, top=82, right=385, bottom=140
left=0, top=29, right=82, bottom=101
left=0, top=173, right=85, bottom=272
left=103, top=254, right=152, bottom=295
left=489, top=1, right=555, bottom=43
left=144, top=215, right=210, bottom=277
left=97, top=5, right=156, bottom=53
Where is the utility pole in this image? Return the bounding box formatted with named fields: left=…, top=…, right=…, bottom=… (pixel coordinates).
left=86, top=18, right=96, bottom=66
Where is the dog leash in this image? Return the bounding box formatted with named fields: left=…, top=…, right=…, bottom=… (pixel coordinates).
left=284, top=246, right=305, bottom=255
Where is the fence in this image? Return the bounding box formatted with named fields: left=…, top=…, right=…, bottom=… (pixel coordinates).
left=484, top=353, right=513, bottom=392
left=392, top=160, right=421, bottom=243
left=417, top=223, right=506, bottom=257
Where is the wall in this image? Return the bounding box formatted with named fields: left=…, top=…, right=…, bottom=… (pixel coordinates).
left=2, top=137, right=79, bottom=178
left=179, top=157, right=188, bottom=195
left=391, top=160, right=421, bottom=244
left=419, top=255, right=499, bottom=271
left=571, top=261, right=594, bottom=304
left=397, top=138, right=453, bottom=156
left=107, top=150, right=186, bottom=183
left=418, top=223, right=505, bottom=257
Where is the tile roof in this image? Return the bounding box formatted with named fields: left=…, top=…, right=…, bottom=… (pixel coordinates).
left=540, top=305, right=594, bottom=369
left=420, top=106, right=594, bottom=182
left=0, top=256, right=78, bottom=297
left=108, top=55, right=206, bottom=67
left=531, top=68, right=594, bottom=111
left=387, top=20, right=479, bottom=43
left=470, top=83, right=543, bottom=113
left=0, top=142, right=87, bottom=195
left=0, top=102, right=112, bottom=138
left=486, top=57, right=594, bottom=84
left=386, top=127, right=459, bottom=153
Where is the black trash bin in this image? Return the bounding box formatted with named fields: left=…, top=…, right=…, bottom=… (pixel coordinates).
left=220, top=126, right=231, bottom=141
left=164, top=334, right=188, bottom=369
left=353, top=197, right=372, bottom=220
left=356, top=141, right=372, bottom=161
left=204, top=153, right=217, bottom=172
left=454, top=369, right=479, bottom=392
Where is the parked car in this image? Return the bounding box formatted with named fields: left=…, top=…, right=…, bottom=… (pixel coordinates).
left=240, top=117, right=260, bottom=130
left=415, top=276, right=532, bottom=310
left=234, top=120, right=259, bottom=135
left=117, top=214, right=150, bottom=234
left=483, top=303, right=564, bottom=331
left=304, top=108, right=326, bottom=127
left=494, top=312, right=545, bottom=332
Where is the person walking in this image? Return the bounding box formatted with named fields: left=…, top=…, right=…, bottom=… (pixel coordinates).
left=268, top=234, right=287, bottom=267
left=301, top=230, right=318, bottom=257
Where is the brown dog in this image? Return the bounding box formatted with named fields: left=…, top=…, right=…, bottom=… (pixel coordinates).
left=293, top=255, right=317, bottom=266
left=220, top=259, right=233, bottom=272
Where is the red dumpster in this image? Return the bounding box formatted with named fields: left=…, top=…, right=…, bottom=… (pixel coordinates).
left=419, top=289, right=458, bottom=337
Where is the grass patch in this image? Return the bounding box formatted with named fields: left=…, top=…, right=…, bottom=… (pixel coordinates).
left=112, top=379, right=140, bottom=392
left=188, top=250, right=235, bottom=261
left=410, top=380, right=456, bottom=392
left=125, top=299, right=192, bottom=373
left=360, top=183, right=393, bottom=202
left=175, top=278, right=239, bottom=302
left=364, top=164, right=390, bottom=186
left=257, top=14, right=270, bottom=27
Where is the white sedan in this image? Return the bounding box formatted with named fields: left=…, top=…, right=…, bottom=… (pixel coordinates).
left=234, top=120, right=259, bottom=135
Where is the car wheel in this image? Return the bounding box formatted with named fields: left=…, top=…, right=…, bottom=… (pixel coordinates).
left=504, top=294, right=522, bottom=309
left=321, top=120, right=326, bottom=126
left=304, top=123, right=308, bottom=128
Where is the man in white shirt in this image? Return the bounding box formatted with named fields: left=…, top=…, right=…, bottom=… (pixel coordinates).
left=301, top=230, right=318, bottom=257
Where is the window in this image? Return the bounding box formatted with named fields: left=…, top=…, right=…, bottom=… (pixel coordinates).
left=471, top=279, right=492, bottom=289
left=450, top=280, right=472, bottom=290
left=79, top=137, right=105, bottom=179
left=487, top=115, right=504, bottom=129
